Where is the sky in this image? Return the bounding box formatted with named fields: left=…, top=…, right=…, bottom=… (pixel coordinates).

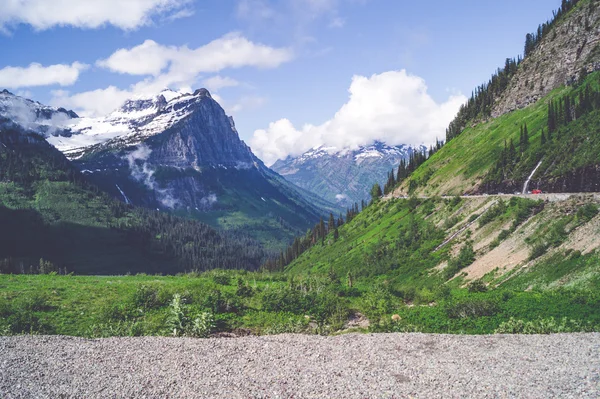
left=0, top=0, right=560, bottom=165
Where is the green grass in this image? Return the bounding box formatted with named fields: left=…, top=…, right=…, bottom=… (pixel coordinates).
left=1, top=272, right=598, bottom=337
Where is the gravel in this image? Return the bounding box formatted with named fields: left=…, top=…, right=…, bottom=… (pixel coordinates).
left=1, top=333, right=599, bottom=398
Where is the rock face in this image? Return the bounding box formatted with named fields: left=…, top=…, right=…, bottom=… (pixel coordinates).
left=492, top=0, right=600, bottom=117
left=271, top=142, right=425, bottom=206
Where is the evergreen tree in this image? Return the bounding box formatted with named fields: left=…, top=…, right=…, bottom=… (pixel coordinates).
left=370, top=183, right=383, bottom=202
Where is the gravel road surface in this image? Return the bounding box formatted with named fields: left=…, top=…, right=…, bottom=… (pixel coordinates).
left=1, top=333, right=599, bottom=398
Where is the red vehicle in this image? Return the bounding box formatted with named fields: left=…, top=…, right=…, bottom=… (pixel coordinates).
left=532, top=189, right=542, bottom=194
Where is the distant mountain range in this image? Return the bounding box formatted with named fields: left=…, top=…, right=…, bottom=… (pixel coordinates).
left=271, top=142, right=426, bottom=206
left=0, top=88, right=334, bottom=251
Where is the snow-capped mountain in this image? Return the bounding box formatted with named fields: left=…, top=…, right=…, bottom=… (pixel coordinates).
left=0, top=88, right=334, bottom=248
left=0, top=89, right=77, bottom=136
left=271, top=141, right=426, bottom=206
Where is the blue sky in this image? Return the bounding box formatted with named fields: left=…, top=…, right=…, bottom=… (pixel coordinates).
left=0, top=0, right=559, bottom=164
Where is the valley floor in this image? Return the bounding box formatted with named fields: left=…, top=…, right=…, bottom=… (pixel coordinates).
left=1, top=333, right=598, bottom=398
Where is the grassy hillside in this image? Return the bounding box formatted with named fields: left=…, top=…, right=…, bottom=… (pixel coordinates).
left=403, top=72, right=600, bottom=195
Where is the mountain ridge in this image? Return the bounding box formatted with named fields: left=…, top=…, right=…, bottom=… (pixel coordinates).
left=272, top=141, right=426, bottom=206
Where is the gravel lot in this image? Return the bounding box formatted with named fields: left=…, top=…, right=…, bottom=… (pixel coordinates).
left=1, top=333, right=599, bottom=398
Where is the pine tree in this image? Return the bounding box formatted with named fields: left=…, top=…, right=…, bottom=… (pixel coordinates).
left=333, top=228, right=339, bottom=242
left=328, top=213, right=335, bottom=232
left=541, top=128, right=546, bottom=146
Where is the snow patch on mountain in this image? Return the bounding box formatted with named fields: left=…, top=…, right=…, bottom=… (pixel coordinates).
left=0, top=89, right=77, bottom=136
left=48, top=89, right=203, bottom=158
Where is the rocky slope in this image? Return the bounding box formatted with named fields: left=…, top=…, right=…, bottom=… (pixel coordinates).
left=272, top=142, right=424, bottom=206
left=492, top=0, right=600, bottom=117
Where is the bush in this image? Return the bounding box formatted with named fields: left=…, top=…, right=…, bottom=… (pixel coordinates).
left=17, top=292, right=52, bottom=312
left=190, top=312, right=216, bottom=338
left=99, top=302, right=137, bottom=322
left=443, top=216, right=460, bottom=229
left=261, top=288, right=306, bottom=314
left=446, top=299, right=499, bottom=319
left=5, top=311, right=54, bottom=335
left=495, top=317, right=599, bottom=334
left=236, top=278, right=253, bottom=297
left=468, top=280, right=488, bottom=293
left=212, top=275, right=231, bottom=286
left=131, top=285, right=165, bottom=310
left=478, top=201, right=506, bottom=227
left=203, top=290, right=243, bottom=314
left=577, top=203, right=598, bottom=223
left=444, top=242, right=475, bottom=280
left=529, top=243, right=549, bottom=260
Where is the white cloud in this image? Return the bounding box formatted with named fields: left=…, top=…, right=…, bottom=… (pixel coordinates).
left=96, top=40, right=172, bottom=76
left=203, top=76, right=240, bottom=92
left=97, top=33, right=293, bottom=78
left=53, top=33, right=292, bottom=117
left=0, top=62, right=88, bottom=89
left=51, top=86, right=132, bottom=117
left=250, top=70, right=466, bottom=166
left=0, top=0, right=193, bottom=31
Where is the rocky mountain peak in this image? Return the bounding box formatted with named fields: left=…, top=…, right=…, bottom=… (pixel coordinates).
left=493, top=0, right=600, bottom=117
left=193, top=88, right=212, bottom=98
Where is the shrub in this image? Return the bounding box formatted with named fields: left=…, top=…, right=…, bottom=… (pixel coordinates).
left=444, top=242, right=475, bottom=280
left=478, top=201, right=506, bottom=227
left=495, top=317, right=599, bottom=334
left=190, top=312, right=216, bottom=338
left=17, top=292, right=52, bottom=312
left=236, top=278, right=253, bottom=297
left=5, top=311, right=54, bottom=335
left=261, top=288, right=305, bottom=314
left=131, top=285, right=163, bottom=310
left=468, top=280, right=488, bottom=293
left=203, top=290, right=243, bottom=314
left=529, top=242, right=549, bottom=260
left=167, top=294, right=187, bottom=336
left=212, top=275, right=231, bottom=286
left=443, top=216, right=460, bottom=229
left=99, top=302, right=137, bottom=322
left=577, top=203, right=598, bottom=223
left=446, top=299, right=499, bottom=319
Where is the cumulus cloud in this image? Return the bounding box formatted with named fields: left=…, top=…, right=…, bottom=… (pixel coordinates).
left=0, top=62, right=88, bottom=89
left=52, top=33, right=291, bottom=117
left=0, top=0, right=193, bottom=32
left=97, top=34, right=293, bottom=78
left=250, top=70, right=466, bottom=166
left=51, top=86, right=132, bottom=117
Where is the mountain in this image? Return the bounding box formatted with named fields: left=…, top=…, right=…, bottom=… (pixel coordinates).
left=0, top=125, right=265, bottom=274
left=271, top=142, right=425, bottom=207
left=0, top=89, right=334, bottom=252
left=283, top=0, right=600, bottom=292
left=397, top=0, right=600, bottom=197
